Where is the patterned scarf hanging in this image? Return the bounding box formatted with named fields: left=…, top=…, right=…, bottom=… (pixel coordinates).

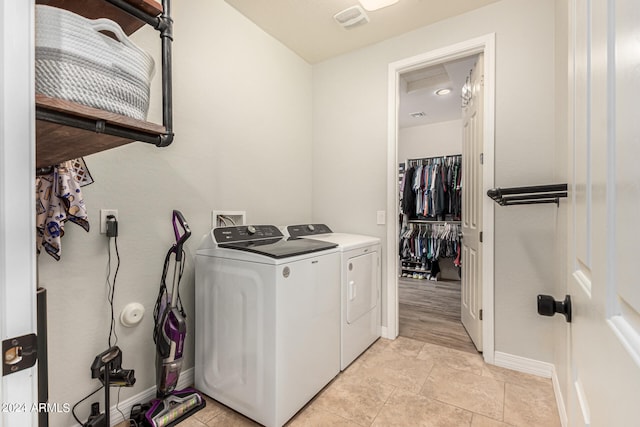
left=36, top=158, right=93, bottom=260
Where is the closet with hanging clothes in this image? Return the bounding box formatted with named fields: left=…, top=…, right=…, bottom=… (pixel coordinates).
left=399, top=155, right=462, bottom=281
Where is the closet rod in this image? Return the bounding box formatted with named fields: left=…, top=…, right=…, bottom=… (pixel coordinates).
left=487, top=184, right=567, bottom=206
left=407, top=154, right=461, bottom=165
left=408, top=220, right=461, bottom=224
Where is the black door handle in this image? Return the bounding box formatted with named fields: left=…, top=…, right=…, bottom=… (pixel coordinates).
left=537, top=294, right=572, bottom=323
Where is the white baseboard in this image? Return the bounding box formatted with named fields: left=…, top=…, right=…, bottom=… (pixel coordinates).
left=381, top=326, right=390, bottom=339
left=493, top=352, right=568, bottom=426
left=493, top=351, right=553, bottom=378
left=73, top=368, right=194, bottom=426
left=552, top=366, right=568, bottom=427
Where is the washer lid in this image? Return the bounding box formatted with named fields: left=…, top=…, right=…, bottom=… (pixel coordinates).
left=219, top=237, right=338, bottom=259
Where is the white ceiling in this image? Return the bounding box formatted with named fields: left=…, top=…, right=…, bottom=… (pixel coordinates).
left=398, top=55, right=478, bottom=128
left=223, top=0, right=499, bottom=64
left=223, top=0, right=492, bottom=129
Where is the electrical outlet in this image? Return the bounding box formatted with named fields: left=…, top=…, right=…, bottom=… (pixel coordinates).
left=100, top=209, right=118, bottom=234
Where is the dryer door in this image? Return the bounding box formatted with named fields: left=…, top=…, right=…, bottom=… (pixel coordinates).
left=346, top=251, right=378, bottom=323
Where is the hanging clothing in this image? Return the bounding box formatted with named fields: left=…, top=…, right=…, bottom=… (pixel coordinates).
left=36, top=158, right=93, bottom=260
left=403, top=155, right=461, bottom=221
left=398, top=222, right=462, bottom=262
left=399, top=221, right=462, bottom=280
left=401, top=166, right=416, bottom=215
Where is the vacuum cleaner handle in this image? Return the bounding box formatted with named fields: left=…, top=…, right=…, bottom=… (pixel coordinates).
left=172, top=210, right=191, bottom=262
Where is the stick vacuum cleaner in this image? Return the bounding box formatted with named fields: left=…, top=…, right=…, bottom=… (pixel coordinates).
left=133, top=210, right=205, bottom=427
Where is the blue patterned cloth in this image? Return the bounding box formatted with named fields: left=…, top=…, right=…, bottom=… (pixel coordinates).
left=36, top=158, right=92, bottom=260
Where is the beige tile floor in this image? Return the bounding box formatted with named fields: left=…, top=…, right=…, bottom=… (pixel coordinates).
left=122, top=337, right=561, bottom=427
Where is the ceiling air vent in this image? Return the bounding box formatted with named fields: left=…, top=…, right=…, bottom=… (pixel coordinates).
left=334, top=5, right=369, bottom=29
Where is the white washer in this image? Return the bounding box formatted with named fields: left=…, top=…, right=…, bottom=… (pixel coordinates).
left=195, top=225, right=340, bottom=427
left=286, top=224, right=381, bottom=370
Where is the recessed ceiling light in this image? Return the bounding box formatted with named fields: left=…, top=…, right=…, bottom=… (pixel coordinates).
left=410, top=111, right=426, bottom=118
left=435, top=88, right=452, bottom=96
left=359, top=0, right=399, bottom=12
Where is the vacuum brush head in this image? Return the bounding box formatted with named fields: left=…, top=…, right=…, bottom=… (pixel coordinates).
left=145, top=388, right=205, bottom=427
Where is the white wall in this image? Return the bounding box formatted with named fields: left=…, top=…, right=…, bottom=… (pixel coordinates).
left=37, top=1, right=313, bottom=425
left=398, top=119, right=463, bottom=161
left=312, top=0, right=558, bottom=362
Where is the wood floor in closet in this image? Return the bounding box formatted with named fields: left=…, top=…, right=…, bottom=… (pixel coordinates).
left=398, top=277, right=478, bottom=355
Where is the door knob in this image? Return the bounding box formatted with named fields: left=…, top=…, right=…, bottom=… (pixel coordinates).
left=537, top=294, right=571, bottom=323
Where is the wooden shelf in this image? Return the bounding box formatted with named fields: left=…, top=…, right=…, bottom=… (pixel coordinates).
left=36, top=94, right=166, bottom=168
left=34, top=0, right=171, bottom=168
left=35, top=0, right=162, bottom=35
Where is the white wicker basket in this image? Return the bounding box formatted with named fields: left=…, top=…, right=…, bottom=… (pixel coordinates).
left=35, top=5, right=155, bottom=121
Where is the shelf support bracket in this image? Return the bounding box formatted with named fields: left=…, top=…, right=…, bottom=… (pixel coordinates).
left=103, top=0, right=175, bottom=147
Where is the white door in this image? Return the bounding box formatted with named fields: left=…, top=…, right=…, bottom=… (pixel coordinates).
left=461, top=54, right=484, bottom=351
left=1, top=1, right=39, bottom=426
left=566, top=0, right=640, bottom=425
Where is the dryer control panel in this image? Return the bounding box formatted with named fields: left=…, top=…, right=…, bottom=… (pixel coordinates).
left=287, top=224, right=333, bottom=238
left=214, top=225, right=283, bottom=243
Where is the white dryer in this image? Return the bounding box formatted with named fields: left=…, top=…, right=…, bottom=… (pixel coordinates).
left=195, top=225, right=340, bottom=427
left=286, top=224, right=381, bottom=370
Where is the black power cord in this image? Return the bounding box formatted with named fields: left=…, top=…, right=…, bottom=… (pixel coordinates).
left=71, top=386, right=103, bottom=425
left=74, top=215, right=129, bottom=426
left=105, top=215, right=120, bottom=348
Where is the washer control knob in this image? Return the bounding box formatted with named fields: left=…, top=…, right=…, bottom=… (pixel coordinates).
left=247, top=225, right=256, bottom=235
left=307, top=224, right=315, bottom=232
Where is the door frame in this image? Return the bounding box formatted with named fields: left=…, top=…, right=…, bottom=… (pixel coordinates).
left=1, top=0, right=39, bottom=425
left=384, top=33, right=496, bottom=363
